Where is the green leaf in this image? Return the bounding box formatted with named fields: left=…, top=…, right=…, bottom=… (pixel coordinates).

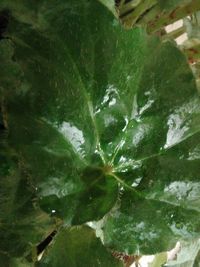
left=0, top=147, right=55, bottom=258
left=37, top=226, right=122, bottom=267
left=98, top=0, right=117, bottom=17
left=104, top=191, right=200, bottom=255
left=1, top=0, right=200, bottom=257
left=0, top=0, right=146, bottom=225
left=72, top=167, right=118, bottom=224
left=103, top=99, right=200, bottom=254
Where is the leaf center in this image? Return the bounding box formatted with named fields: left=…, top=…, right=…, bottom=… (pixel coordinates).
left=102, top=164, right=114, bottom=175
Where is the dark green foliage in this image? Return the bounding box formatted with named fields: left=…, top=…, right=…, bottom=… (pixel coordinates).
left=0, top=0, right=200, bottom=265
left=37, top=226, right=122, bottom=267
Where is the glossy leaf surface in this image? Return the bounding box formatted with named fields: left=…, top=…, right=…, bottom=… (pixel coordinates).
left=0, top=0, right=200, bottom=259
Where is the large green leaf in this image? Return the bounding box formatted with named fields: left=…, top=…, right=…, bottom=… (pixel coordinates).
left=0, top=0, right=147, bottom=226
left=0, top=0, right=200, bottom=259
left=36, top=226, right=122, bottom=267
left=0, top=144, right=55, bottom=258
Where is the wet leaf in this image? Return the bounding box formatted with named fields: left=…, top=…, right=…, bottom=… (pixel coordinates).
left=0, top=0, right=200, bottom=260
